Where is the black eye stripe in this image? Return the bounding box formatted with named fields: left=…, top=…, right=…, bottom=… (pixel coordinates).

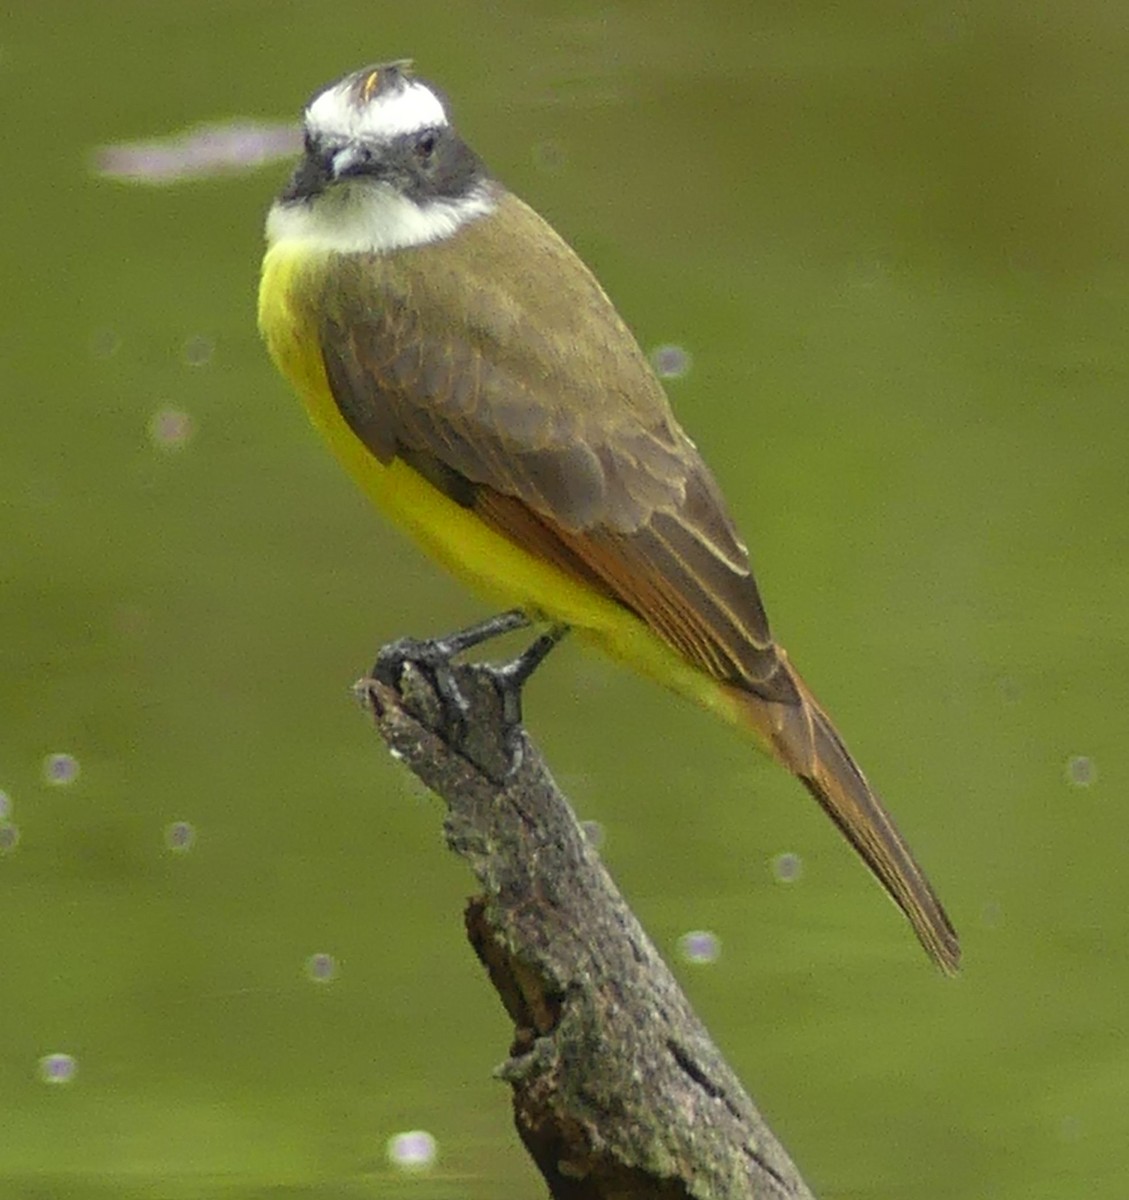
left=295, top=124, right=487, bottom=203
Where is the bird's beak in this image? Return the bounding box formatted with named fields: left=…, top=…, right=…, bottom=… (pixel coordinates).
left=328, top=144, right=375, bottom=180
left=280, top=139, right=386, bottom=202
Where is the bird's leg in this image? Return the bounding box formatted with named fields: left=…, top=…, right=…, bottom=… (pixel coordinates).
left=484, top=623, right=570, bottom=727
left=482, top=623, right=571, bottom=773
left=373, top=609, right=534, bottom=744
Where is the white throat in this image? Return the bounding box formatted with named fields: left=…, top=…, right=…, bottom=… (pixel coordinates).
left=266, top=181, right=497, bottom=255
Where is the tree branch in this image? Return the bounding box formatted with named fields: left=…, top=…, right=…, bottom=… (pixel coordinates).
left=358, top=658, right=817, bottom=1200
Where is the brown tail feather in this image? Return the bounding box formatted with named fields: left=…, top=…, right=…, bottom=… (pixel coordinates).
left=730, top=656, right=960, bottom=974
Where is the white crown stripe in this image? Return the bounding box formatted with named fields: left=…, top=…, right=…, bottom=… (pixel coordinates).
left=305, top=80, right=448, bottom=143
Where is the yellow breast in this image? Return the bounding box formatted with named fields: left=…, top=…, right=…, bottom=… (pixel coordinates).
left=257, top=238, right=737, bottom=723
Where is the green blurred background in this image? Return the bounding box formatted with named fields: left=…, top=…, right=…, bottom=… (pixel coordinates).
left=2, top=1, right=1127, bottom=1196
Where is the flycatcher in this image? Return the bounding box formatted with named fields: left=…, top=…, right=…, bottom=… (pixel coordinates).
left=258, top=61, right=959, bottom=972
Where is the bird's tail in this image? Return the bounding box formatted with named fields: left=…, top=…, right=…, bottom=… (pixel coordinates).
left=728, top=655, right=960, bottom=974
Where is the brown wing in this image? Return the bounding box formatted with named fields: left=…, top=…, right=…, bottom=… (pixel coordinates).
left=316, top=197, right=794, bottom=702
left=313, top=199, right=959, bottom=970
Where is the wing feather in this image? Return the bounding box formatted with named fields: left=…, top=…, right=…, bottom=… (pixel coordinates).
left=299, top=191, right=958, bottom=969
left=317, top=201, right=791, bottom=701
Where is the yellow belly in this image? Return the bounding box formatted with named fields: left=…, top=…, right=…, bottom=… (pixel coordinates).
left=258, top=240, right=740, bottom=724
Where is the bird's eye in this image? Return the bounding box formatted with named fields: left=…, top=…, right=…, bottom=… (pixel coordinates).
left=415, top=130, right=438, bottom=161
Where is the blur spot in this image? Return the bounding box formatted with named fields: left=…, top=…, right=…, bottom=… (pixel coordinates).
left=305, top=952, right=338, bottom=983
left=923, top=8, right=971, bottom=45
left=90, top=329, right=121, bottom=359
left=981, top=901, right=1002, bottom=928
left=113, top=604, right=150, bottom=638
left=771, top=852, right=803, bottom=883
left=581, top=819, right=605, bottom=849
left=164, top=821, right=196, bottom=854
left=0, top=823, right=19, bottom=853
left=678, top=930, right=720, bottom=964
left=148, top=408, right=195, bottom=450
left=1064, top=755, right=1096, bottom=787
left=1059, top=1114, right=1083, bottom=1142
left=0, top=790, right=10, bottom=820
left=848, top=260, right=892, bottom=292
left=651, top=344, right=692, bottom=379
left=387, top=1129, right=437, bottom=1171
left=43, top=753, right=79, bottom=786
left=997, top=675, right=1022, bottom=704
left=182, top=335, right=214, bottom=367
left=93, top=121, right=302, bottom=185
left=38, top=1053, right=77, bottom=1085
left=532, top=140, right=567, bottom=173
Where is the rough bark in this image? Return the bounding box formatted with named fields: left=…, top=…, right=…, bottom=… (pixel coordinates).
left=358, top=657, right=817, bottom=1200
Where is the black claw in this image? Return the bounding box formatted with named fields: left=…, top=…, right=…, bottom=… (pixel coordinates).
left=373, top=635, right=472, bottom=745
left=373, top=614, right=569, bottom=766
left=480, top=625, right=569, bottom=775
left=476, top=664, right=528, bottom=779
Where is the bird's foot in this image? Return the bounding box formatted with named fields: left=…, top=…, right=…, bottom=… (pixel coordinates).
left=374, top=633, right=475, bottom=745
left=478, top=624, right=569, bottom=774
left=373, top=612, right=568, bottom=773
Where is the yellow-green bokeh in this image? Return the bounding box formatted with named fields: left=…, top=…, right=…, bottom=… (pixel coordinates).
left=2, top=2, right=1127, bottom=1197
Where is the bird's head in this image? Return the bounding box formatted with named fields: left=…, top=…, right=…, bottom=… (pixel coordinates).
left=268, top=61, right=495, bottom=253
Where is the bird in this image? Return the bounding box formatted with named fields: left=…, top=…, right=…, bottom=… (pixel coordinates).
left=258, top=60, right=959, bottom=973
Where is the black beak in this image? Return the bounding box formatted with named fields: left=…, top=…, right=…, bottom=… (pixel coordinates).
left=329, top=144, right=379, bottom=180
left=280, top=141, right=388, bottom=202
